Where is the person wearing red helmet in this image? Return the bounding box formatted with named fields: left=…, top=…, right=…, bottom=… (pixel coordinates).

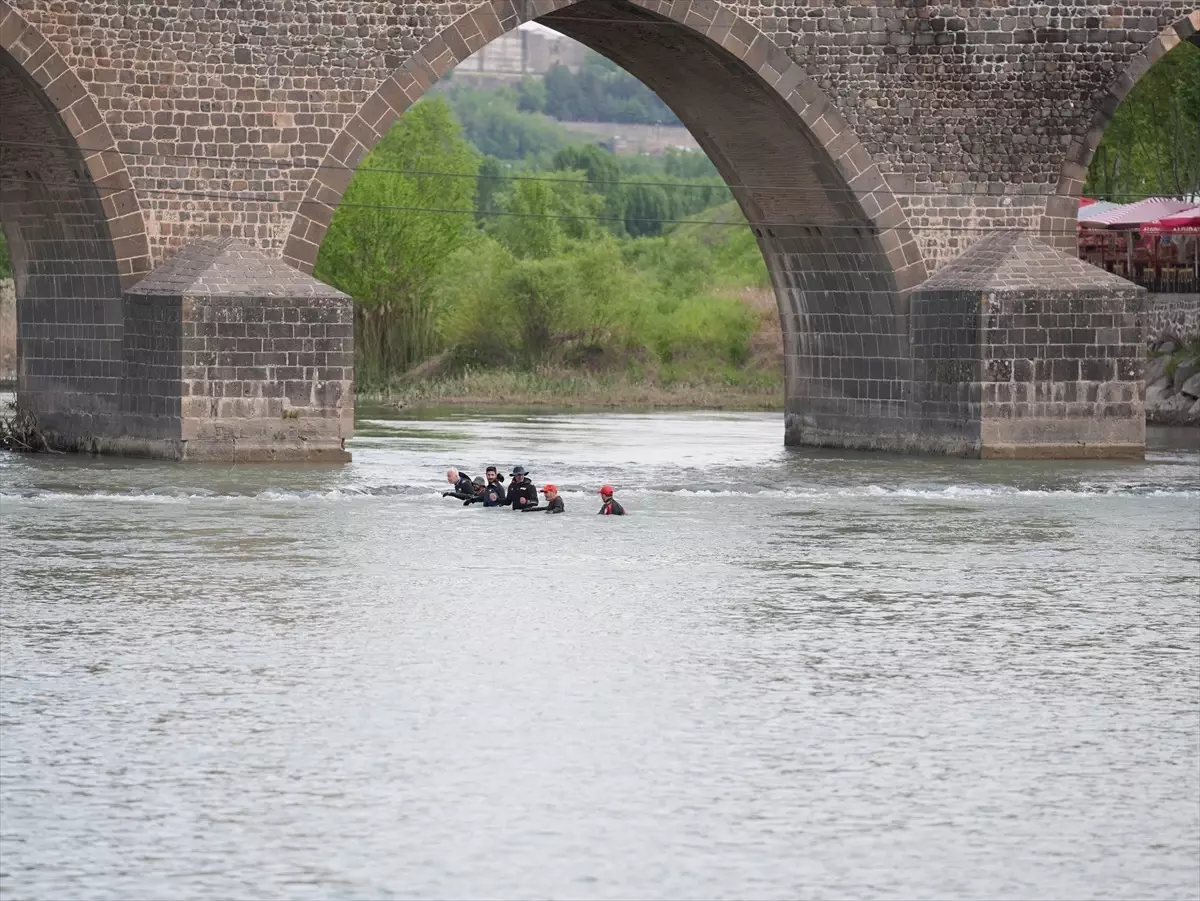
left=524, top=484, right=564, bottom=513
left=597, top=485, right=625, bottom=516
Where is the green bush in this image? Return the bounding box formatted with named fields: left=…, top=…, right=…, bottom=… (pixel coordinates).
left=649, top=296, right=757, bottom=367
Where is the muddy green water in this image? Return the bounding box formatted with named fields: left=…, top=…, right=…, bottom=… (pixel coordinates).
left=1, top=412, right=1198, bottom=900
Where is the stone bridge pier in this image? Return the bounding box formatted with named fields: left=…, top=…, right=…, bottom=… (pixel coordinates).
left=1, top=0, right=1198, bottom=460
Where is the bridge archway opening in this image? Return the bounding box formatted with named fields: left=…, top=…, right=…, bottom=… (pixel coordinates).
left=1045, top=10, right=1200, bottom=253
left=0, top=46, right=132, bottom=444
left=294, top=0, right=930, bottom=451
left=0, top=0, right=156, bottom=449
left=1061, top=12, right=1200, bottom=289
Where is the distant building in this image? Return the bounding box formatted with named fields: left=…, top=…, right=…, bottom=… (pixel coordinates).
left=456, top=27, right=587, bottom=80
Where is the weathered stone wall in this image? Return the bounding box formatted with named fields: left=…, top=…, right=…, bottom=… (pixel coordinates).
left=1144, top=293, right=1200, bottom=343
left=908, top=290, right=983, bottom=456
left=124, top=237, right=353, bottom=461
left=3, top=0, right=1195, bottom=460
left=977, top=292, right=1144, bottom=458
left=1, top=47, right=130, bottom=443
left=908, top=232, right=1146, bottom=458
left=0, top=278, right=14, bottom=383
left=4, top=0, right=1194, bottom=269
left=180, top=295, right=353, bottom=461
left=119, top=293, right=182, bottom=449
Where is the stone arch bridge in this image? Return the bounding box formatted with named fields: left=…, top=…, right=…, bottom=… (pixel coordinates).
left=1, top=0, right=1197, bottom=461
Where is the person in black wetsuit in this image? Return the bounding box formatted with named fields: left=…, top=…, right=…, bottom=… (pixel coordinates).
left=442, top=467, right=474, bottom=500
left=540, top=484, right=565, bottom=514
left=597, top=485, right=626, bottom=515
left=465, top=473, right=507, bottom=507
left=505, top=465, right=539, bottom=511
left=484, top=466, right=507, bottom=506
left=462, top=475, right=488, bottom=506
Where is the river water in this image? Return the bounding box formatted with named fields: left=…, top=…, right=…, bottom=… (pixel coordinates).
left=1, top=409, right=1198, bottom=900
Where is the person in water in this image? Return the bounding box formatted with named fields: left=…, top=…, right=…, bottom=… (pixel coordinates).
left=463, top=475, right=488, bottom=506
left=598, top=485, right=626, bottom=515
left=538, top=484, right=565, bottom=514
left=443, top=467, right=474, bottom=500
left=484, top=466, right=507, bottom=505
left=465, top=471, right=507, bottom=507
left=505, top=465, right=539, bottom=510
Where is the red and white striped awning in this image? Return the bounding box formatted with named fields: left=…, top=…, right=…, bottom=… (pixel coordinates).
left=1140, top=206, right=1200, bottom=236
left=1078, top=197, right=1197, bottom=229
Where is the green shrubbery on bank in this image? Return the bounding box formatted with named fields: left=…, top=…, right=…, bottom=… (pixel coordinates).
left=313, top=96, right=774, bottom=400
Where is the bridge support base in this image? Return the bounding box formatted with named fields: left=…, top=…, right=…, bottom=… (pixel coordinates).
left=786, top=232, right=1146, bottom=460
left=20, top=238, right=355, bottom=463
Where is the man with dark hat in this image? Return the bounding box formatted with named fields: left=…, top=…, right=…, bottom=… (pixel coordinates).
left=504, top=465, right=539, bottom=510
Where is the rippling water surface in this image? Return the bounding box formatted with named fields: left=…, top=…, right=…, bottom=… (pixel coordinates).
left=2, top=411, right=1198, bottom=900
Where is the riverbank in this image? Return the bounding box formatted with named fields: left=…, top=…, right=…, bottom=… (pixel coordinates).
left=360, top=367, right=784, bottom=412
left=1143, top=294, right=1200, bottom=426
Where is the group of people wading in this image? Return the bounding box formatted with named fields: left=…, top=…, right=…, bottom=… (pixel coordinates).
left=442, top=466, right=626, bottom=515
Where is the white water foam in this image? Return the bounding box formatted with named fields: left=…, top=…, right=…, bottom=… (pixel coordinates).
left=2, top=484, right=1198, bottom=504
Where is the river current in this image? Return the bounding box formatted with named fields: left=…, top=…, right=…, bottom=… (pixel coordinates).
left=1, top=410, right=1198, bottom=900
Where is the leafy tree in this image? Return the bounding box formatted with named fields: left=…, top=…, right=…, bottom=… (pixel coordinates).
left=487, top=174, right=607, bottom=258
left=662, top=149, right=721, bottom=181
left=621, top=181, right=673, bottom=238
left=516, top=77, right=546, bottom=114
left=552, top=144, right=620, bottom=189
left=539, top=60, right=681, bottom=126
left=0, top=231, right=11, bottom=279
left=442, top=83, right=568, bottom=159
left=474, top=156, right=507, bottom=223
left=1085, top=41, right=1200, bottom=200
left=314, top=97, right=480, bottom=385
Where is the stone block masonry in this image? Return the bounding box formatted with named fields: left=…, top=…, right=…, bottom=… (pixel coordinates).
left=4, top=0, right=1196, bottom=461
left=180, top=294, right=353, bottom=461
left=909, top=232, right=1145, bottom=459
left=29, top=238, right=354, bottom=461
left=1144, top=294, right=1200, bottom=345
left=0, top=279, right=13, bottom=384
left=123, top=238, right=354, bottom=462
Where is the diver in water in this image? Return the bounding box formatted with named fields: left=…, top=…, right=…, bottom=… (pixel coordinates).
left=442, top=467, right=475, bottom=500
left=597, top=485, right=626, bottom=515
left=484, top=466, right=507, bottom=506
left=465, top=473, right=507, bottom=507
left=505, top=466, right=539, bottom=510
left=462, top=475, right=488, bottom=506
left=540, top=484, right=565, bottom=514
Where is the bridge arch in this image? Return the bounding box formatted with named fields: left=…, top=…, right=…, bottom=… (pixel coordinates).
left=0, top=1, right=157, bottom=447
left=285, top=0, right=929, bottom=450
left=1042, top=8, right=1200, bottom=248
left=0, top=0, right=151, bottom=285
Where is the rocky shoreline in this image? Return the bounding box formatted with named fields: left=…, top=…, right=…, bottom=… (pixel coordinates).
left=1145, top=334, right=1200, bottom=426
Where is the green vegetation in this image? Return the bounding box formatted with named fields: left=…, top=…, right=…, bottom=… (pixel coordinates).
left=0, top=232, right=10, bottom=279
left=314, top=95, right=775, bottom=405
left=314, top=99, right=482, bottom=384
left=1085, top=41, right=1200, bottom=200
left=527, top=56, right=680, bottom=126
left=1155, top=337, right=1200, bottom=381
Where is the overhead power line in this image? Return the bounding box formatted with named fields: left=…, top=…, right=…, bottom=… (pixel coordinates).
left=0, top=173, right=1107, bottom=236
left=0, top=138, right=1171, bottom=203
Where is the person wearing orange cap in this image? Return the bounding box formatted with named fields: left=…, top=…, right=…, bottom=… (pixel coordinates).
left=540, top=484, right=565, bottom=514
left=597, top=485, right=625, bottom=516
